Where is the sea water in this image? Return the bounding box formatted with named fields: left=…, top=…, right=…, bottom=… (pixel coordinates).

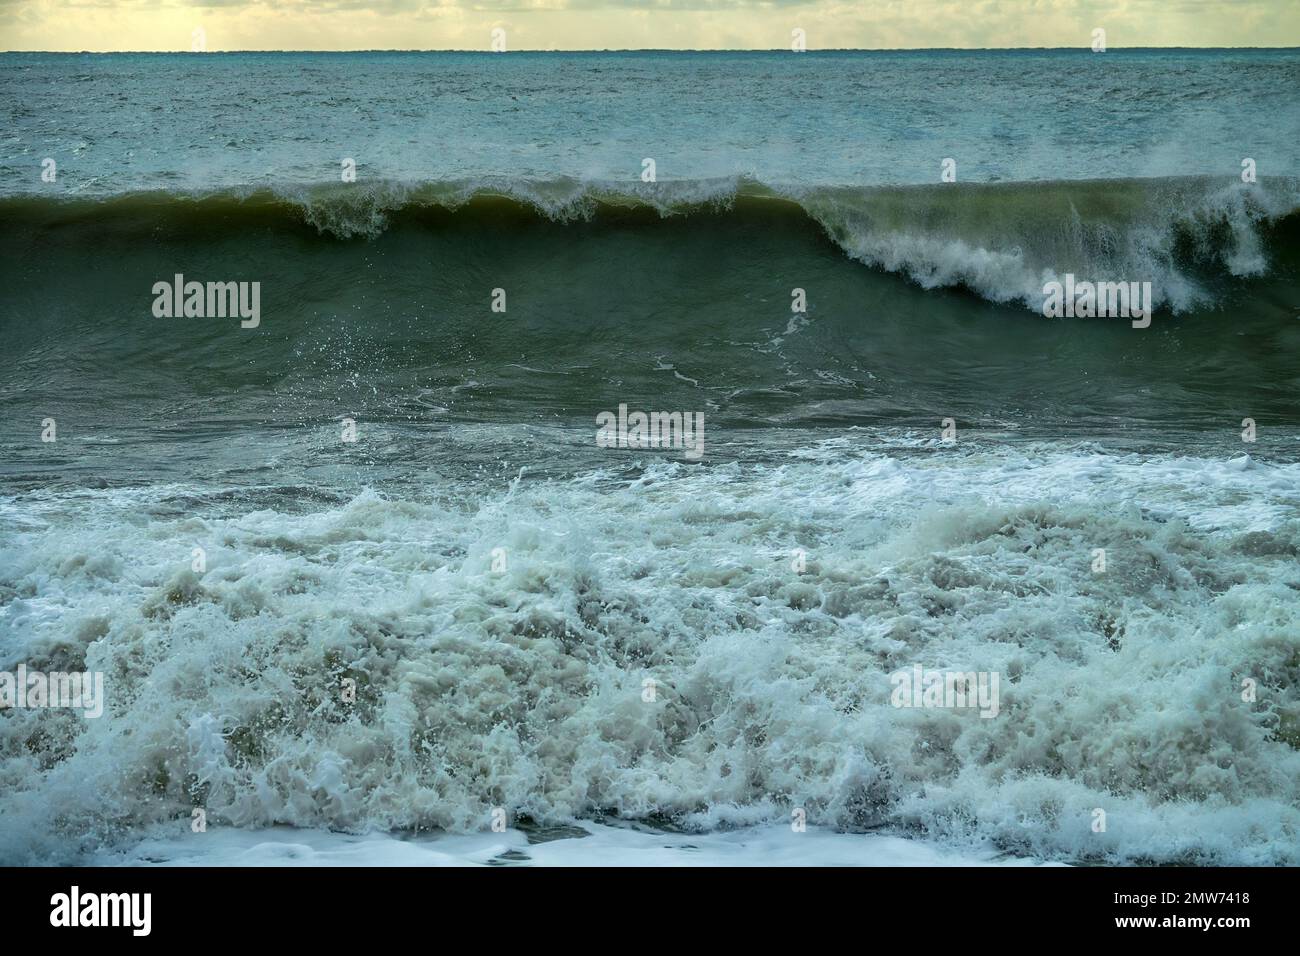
left=0, top=50, right=1297, bottom=865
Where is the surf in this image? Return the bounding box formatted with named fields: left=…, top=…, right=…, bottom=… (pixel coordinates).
left=4, top=174, right=1297, bottom=318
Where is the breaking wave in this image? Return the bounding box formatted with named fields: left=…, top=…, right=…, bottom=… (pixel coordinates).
left=3, top=174, right=1297, bottom=314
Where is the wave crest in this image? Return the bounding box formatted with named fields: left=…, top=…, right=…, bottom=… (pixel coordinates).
left=5, top=174, right=1297, bottom=313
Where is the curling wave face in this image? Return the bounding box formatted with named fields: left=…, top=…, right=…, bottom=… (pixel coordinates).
left=3, top=174, right=1298, bottom=315
left=1, top=178, right=1298, bottom=450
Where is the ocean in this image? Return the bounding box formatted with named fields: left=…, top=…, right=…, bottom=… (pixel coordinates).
left=0, top=49, right=1297, bottom=866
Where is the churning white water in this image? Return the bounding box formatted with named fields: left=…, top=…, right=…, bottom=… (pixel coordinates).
left=2, top=434, right=1297, bottom=864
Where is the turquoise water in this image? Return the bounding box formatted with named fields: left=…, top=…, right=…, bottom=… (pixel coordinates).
left=2, top=49, right=1298, bottom=191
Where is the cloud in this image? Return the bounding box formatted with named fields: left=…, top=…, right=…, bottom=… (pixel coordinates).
left=0, top=0, right=1296, bottom=49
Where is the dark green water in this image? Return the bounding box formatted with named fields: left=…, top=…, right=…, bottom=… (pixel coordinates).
left=3, top=185, right=1298, bottom=489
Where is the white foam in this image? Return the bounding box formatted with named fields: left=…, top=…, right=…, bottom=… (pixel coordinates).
left=88, top=821, right=1058, bottom=868
left=1, top=438, right=1297, bottom=865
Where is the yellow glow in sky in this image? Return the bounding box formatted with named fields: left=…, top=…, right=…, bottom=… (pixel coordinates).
left=2, top=0, right=1298, bottom=52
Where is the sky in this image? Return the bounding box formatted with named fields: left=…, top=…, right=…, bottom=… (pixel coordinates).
left=1, top=0, right=1298, bottom=52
